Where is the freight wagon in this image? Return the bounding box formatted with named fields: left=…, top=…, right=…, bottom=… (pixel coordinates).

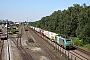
left=43, top=30, right=49, bottom=38
left=48, top=32, right=58, bottom=41
left=30, top=26, right=73, bottom=49
left=39, top=29, right=44, bottom=35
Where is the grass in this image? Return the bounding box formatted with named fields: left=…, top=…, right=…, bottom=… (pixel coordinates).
left=80, top=44, right=90, bottom=51
left=71, top=37, right=90, bottom=51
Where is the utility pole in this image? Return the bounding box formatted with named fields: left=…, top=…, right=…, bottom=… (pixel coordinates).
left=27, top=18, right=28, bottom=26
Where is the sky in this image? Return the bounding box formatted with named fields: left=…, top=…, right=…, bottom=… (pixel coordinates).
left=0, top=0, right=90, bottom=22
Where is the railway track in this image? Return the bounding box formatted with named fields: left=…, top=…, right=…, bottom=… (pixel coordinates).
left=9, top=36, right=33, bottom=60
left=69, top=50, right=89, bottom=60
left=0, top=40, right=4, bottom=60
left=40, top=33, right=90, bottom=60
left=0, top=26, right=11, bottom=60
left=25, top=31, right=35, bottom=43
left=68, top=45, right=90, bottom=60
left=26, top=26, right=63, bottom=60
left=74, top=45, right=90, bottom=56
left=9, top=26, right=33, bottom=60
left=28, top=26, right=90, bottom=60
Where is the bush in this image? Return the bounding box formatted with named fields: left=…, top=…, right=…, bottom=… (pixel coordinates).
left=84, top=44, right=90, bottom=51
left=10, top=29, right=16, bottom=34
left=70, top=37, right=83, bottom=46
left=70, top=37, right=90, bottom=51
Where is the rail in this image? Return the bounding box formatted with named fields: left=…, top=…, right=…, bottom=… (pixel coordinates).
left=9, top=37, right=33, bottom=60
left=28, top=26, right=90, bottom=60
left=74, top=45, right=90, bottom=56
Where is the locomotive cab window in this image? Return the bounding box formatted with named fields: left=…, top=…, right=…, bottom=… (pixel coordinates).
left=66, top=39, right=71, bottom=42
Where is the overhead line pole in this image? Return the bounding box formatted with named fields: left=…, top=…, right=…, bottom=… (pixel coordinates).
left=27, top=18, right=28, bottom=26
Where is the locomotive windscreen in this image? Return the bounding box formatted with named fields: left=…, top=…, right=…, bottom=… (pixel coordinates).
left=66, top=39, right=71, bottom=42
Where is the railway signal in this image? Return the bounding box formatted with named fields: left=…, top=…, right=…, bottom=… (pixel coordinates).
left=6, top=19, right=8, bottom=39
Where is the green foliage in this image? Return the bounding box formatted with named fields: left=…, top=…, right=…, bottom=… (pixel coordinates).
left=8, top=28, right=11, bottom=32
left=71, top=37, right=83, bottom=46
left=71, top=37, right=90, bottom=51
left=29, top=3, right=90, bottom=44
left=84, top=44, right=90, bottom=51
left=8, top=28, right=16, bottom=34
left=10, top=30, right=16, bottom=34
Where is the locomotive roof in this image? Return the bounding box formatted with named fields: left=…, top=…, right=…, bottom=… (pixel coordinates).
left=56, top=35, right=71, bottom=40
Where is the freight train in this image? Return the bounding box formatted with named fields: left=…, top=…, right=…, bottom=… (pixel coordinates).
left=30, top=26, right=73, bottom=49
